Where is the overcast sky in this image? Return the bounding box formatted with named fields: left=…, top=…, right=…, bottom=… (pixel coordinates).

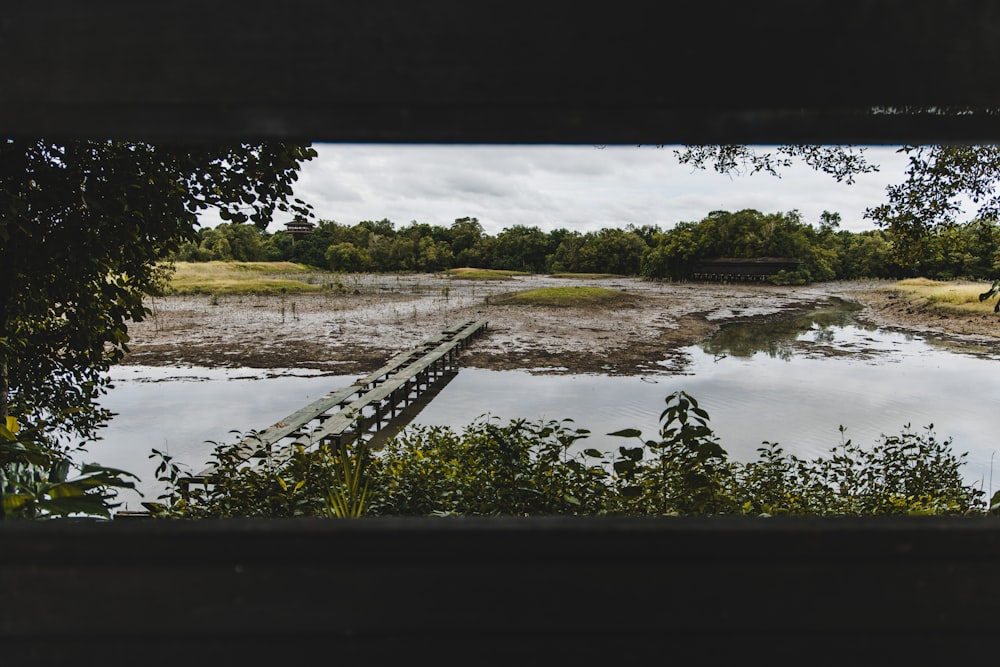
left=210, top=144, right=920, bottom=236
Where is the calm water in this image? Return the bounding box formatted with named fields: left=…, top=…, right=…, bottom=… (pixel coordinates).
left=90, top=305, right=1000, bottom=511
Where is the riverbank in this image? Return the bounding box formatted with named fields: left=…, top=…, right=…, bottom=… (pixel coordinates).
left=122, top=275, right=1000, bottom=376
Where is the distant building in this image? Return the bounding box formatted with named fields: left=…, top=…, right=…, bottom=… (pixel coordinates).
left=284, top=216, right=315, bottom=242
left=691, top=257, right=801, bottom=281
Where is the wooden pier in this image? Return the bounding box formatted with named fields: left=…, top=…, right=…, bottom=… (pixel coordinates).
left=184, top=319, right=488, bottom=485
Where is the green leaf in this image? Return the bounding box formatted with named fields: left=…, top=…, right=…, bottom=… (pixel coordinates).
left=41, top=495, right=114, bottom=519
left=620, top=446, right=644, bottom=461
left=2, top=493, right=35, bottom=515
left=608, top=428, right=642, bottom=439
left=45, top=481, right=88, bottom=499
left=613, top=460, right=634, bottom=474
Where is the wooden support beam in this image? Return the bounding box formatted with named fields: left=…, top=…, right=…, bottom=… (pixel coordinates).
left=7, top=517, right=1000, bottom=664
left=5, top=1, right=1000, bottom=144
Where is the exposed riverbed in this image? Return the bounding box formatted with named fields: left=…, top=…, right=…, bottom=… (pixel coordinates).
left=96, top=275, right=1000, bottom=510
left=123, top=274, right=1000, bottom=374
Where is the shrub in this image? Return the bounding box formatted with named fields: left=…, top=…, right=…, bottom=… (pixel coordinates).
left=145, top=394, right=987, bottom=519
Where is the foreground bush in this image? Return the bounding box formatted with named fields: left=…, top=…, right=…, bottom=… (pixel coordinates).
left=1, top=416, right=138, bottom=519
left=145, top=391, right=988, bottom=519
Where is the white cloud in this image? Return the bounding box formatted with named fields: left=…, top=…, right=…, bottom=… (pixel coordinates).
left=203, top=144, right=916, bottom=235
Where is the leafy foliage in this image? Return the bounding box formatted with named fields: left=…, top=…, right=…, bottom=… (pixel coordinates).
left=674, top=145, right=879, bottom=184
left=735, top=425, right=983, bottom=517
left=145, top=434, right=351, bottom=519
left=865, top=146, right=1000, bottom=248
left=0, top=139, right=316, bottom=518
left=0, top=416, right=138, bottom=519
left=322, top=441, right=369, bottom=518
left=147, top=392, right=986, bottom=519
left=675, top=143, right=1000, bottom=302
left=609, top=392, right=738, bottom=515
left=365, top=418, right=607, bottom=516
left=1, top=140, right=316, bottom=440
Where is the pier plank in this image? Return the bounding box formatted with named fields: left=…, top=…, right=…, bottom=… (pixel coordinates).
left=290, top=330, right=482, bottom=447
left=241, top=385, right=363, bottom=446
left=248, top=321, right=483, bottom=447
left=188, top=321, right=487, bottom=480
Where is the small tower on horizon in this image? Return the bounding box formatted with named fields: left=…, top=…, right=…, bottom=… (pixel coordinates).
left=284, top=215, right=315, bottom=243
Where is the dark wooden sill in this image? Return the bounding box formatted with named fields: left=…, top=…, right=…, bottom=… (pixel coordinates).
left=3, top=516, right=1000, bottom=664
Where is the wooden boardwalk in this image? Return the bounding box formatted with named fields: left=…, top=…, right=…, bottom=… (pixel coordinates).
left=185, top=319, right=488, bottom=484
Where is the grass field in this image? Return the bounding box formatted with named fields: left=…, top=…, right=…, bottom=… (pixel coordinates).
left=162, top=261, right=325, bottom=294
left=888, top=277, right=999, bottom=314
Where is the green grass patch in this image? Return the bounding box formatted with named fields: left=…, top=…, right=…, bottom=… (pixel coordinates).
left=228, top=261, right=312, bottom=273
left=445, top=267, right=530, bottom=280
left=886, top=278, right=997, bottom=314
left=164, top=261, right=324, bottom=294
left=549, top=272, right=620, bottom=279
left=492, top=286, right=632, bottom=307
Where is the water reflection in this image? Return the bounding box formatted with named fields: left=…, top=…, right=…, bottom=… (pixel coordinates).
left=92, top=301, right=1000, bottom=511
left=700, top=297, right=865, bottom=360
left=416, top=333, right=999, bottom=496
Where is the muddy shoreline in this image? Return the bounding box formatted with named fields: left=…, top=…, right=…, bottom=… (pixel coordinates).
left=121, top=275, right=1000, bottom=376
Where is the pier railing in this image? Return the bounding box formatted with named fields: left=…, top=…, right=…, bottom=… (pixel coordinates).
left=182, top=320, right=488, bottom=485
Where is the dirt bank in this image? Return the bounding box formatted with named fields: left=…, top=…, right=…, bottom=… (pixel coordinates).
left=121, top=275, right=1000, bottom=376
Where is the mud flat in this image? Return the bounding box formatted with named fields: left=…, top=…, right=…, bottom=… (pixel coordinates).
left=122, top=275, right=1000, bottom=376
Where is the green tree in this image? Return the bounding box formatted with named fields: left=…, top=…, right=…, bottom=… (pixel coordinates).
left=864, top=146, right=1000, bottom=259
left=450, top=216, right=484, bottom=258
left=172, top=226, right=220, bottom=262
left=579, top=229, right=649, bottom=275
left=198, top=227, right=233, bottom=260
left=641, top=209, right=815, bottom=281
left=208, top=223, right=267, bottom=261
left=548, top=231, right=585, bottom=273
left=676, top=143, right=1000, bottom=303
left=261, top=229, right=294, bottom=261
left=325, top=242, right=371, bottom=272
left=0, top=139, right=316, bottom=451
left=818, top=210, right=842, bottom=235
left=416, top=236, right=454, bottom=272
left=838, top=230, right=895, bottom=279
left=387, top=236, right=419, bottom=271
left=358, top=218, right=396, bottom=238
left=287, top=230, right=329, bottom=267
left=492, top=225, right=553, bottom=273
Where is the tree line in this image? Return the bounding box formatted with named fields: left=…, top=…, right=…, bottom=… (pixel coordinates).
left=173, top=210, right=1000, bottom=284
